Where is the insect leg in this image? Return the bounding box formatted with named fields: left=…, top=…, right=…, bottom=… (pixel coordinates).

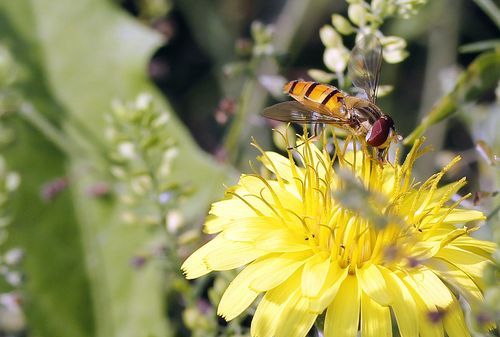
left=311, top=122, right=325, bottom=139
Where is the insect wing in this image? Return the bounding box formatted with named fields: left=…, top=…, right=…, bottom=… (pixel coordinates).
left=262, top=101, right=346, bottom=124
left=348, top=34, right=383, bottom=103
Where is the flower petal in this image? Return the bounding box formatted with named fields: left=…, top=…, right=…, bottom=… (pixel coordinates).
left=222, top=216, right=283, bottom=242
left=436, top=246, right=492, bottom=284
left=210, top=197, right=259, bottom=218
left=181, top=234, right=225, bottom=279
left=255, top=229, right=310, bottom=252
left=251, top=273, right=300, bottom=337
left=204, top=240, right=267, bottom=271
left=249, top=251, right=312, bottom=292
left=357, top=264, right=392, bottom=305
left=381, top=268, right=418, bottom=337
left=443, top=296, right=471, bottom=337
left=403, top=268, right=453, bottom=309
left=439, top=208, right=485, bottom=224
left=239, top=175, right=303, bottom=212
left=453, top=236, right=496, bottom=255
left=309, top=264, right=348, bottom=313
left=259, top=151, right=302, bottom=183
left=361, top=291, right=392, bottom=337
left=204, top=215, right=230, bottom=234
left=407, top=285, right=444, bottom=337
left=426, top=258, right=484, bottom=304
left=274, top=291, right=317, bottom=337
left=324, top=275, right=360, bottom=337
left=301, top=253, right=331, bottom=298
left=218, top=261, right=262, bottom=320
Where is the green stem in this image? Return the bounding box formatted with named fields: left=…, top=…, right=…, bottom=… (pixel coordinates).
left=473, top=0, right=500, bottom=28
left=18, top=102, right=77, bottom=156
left=223, top=79, right=257, bottom=162
left=18, top=102, right=113, bottom=174
left=132, top=135, right=181, bottom=271
left=221, top=0, right=332, bottom=165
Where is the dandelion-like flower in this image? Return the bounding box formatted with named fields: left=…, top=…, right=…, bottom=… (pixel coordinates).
left=182, top=134, right=495, bottom=337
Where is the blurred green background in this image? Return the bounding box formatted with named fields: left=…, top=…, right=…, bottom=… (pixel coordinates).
left=0, top=0, right=498, bottom=336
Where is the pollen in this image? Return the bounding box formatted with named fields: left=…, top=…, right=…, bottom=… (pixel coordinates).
left=181, top=131, right=495, bottom=337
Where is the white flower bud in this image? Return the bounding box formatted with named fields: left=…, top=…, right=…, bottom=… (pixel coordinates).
left=383, top=48, right=408, bottom=63
left=348, top=4, right=367, bottom=27
left=381, top=36, right=408, bottom=63
left=331, top=15, right=355, bottom=35
left=135, top=93, right=153, bottom=111
left=5, top=173, right=19, bottom=192
left=4, top=248, right=23, bottom=265
left=111, top=100, right=127, bottom=118
left=166, top=210, right=184, bottom=233
left=152, top=113, right=170, bottom=128
left=323, top=47, right=349, bottom=73
left=380, top=36, right=407, bottom=50
left=110, top=166, right=126, bottom=179
left=319, top=25, right=341, bottom=48
left=371, top=0, right=393, bottom=17
left=307, top=69, right=336, bottom=83
left=376, top=85, right=394, bottom=97
left=118, top=142, right=136, bottom=159
left=130, top=175, right=152, bottom=195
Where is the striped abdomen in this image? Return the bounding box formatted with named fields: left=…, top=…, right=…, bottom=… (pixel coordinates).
left=283, top=80, right=345, bottom=116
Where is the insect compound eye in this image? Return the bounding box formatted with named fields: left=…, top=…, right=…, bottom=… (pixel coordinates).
left=366, top=116, right=392, bottom=147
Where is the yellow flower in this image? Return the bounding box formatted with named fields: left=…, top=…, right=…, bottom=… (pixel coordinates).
left=182, top=135, right=495, bottom=337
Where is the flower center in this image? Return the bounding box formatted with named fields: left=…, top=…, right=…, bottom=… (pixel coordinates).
left=300, top=205, right=417, bottom=271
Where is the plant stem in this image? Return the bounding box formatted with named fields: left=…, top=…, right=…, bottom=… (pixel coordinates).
left=222, top=0, right=332, bottom=165
left=223, top=78, right=257, bottom=162
left=18, top=101, right=112, bottom=177
left=18, top=102, right=77, bottom=156
left=133, top=135, right=181, bottom=272
left=413, top=0, right=461, bottom=178
left=473, top=0, right=500, bottom=29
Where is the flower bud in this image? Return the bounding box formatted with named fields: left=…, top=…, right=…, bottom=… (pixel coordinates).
left=383, top=48, right=408, bottom=64
left=319, top=25, right=342, bottom=48
left=381, top=35, right=407, bottom=50
left=348, top=3, right=367, bottom=27
left=323, top=47, right=349, bottom=73
left=307, top=69, right=336, bottom=83
left=331, top=14, right=355, bottom=35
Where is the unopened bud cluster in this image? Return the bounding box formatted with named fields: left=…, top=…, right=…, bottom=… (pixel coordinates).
left=314, top=0, right=426, bottom=84
left=105, top=93, right=182, bottom=227
left=223, top=21, right=276, bottom=78
left=0, top=156, right=25, bottom=334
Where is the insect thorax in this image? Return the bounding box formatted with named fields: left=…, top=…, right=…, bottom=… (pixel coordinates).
left=344, top=96, right=383, bottom=126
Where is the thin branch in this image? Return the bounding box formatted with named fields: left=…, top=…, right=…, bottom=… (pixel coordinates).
left=18, top=102, right=76, bottom=156
left=473, top=0, right=500, bottom=29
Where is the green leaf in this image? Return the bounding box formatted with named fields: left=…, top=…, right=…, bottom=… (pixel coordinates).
left=459, top=39, right=500, bottom=54
left=404, top=50, right=500, bottom=145
left=0, top=0, right=233, bottom=337
left=473, top=0, right=500, bottom=29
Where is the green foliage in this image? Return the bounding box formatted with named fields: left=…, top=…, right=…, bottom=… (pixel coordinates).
left=473, top=0, right=500, bottom=29
left=106, top=93, right=180, bottom=226
left=0, top=157, right=20, bottom=246
left=404, top=50, right=500, bottom=145
left=0, top=1, right=230, bottom=337
left=0, top=0, right=497, bottom=336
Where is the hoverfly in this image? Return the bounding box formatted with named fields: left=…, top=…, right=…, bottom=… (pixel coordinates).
left=262, top=34, right=399, bottom=157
